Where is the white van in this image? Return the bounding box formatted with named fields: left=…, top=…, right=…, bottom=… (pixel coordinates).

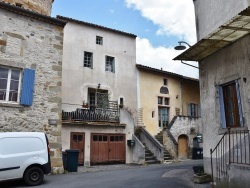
left=0, top=132, right=51, bottom=186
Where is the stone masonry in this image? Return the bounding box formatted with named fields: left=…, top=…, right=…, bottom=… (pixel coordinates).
left=163, top=116, right=202, bottom=159
left=0, top=0, right=53, bottom=16
left=0, top=5, right=65, bottom=172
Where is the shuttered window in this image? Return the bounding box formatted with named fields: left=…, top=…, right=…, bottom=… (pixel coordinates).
left=218, top=80, right=243, bottom=128
left=0, top=67, right=21, bottom=103
left=20, top=68, right=35, bottom=106
left=187, top=103, right=201, bottom=117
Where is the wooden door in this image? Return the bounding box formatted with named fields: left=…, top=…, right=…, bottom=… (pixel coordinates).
left=90, top=134, right=125, bottom=164
left=91, top=134, right=109, bottom=163
left=178, top=135, right=188, bottom=159
left=109, top=135, right=125, bottom=162
left=70, top=132, right=85, bottom=164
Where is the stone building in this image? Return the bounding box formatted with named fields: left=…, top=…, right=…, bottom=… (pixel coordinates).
left=1, top=0, right=53, bottom=16
left=136, top=64, right=201, bottom=160
left=0, top=1, right=65, bottom=172
left=56, top=16, right=138, bottom=166
left=174, top=0, right=250, bottom=186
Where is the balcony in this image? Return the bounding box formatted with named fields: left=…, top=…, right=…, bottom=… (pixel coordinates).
left=62, top=101, right=120, bottom=123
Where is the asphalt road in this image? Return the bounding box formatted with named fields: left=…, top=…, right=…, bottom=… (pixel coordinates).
left=0, top=160, right=210, bottom=188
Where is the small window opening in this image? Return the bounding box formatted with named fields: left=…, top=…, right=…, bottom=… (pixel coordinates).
left=15, top=3, right=22, bottom=7
left=163, top=78, right=168, bottom=86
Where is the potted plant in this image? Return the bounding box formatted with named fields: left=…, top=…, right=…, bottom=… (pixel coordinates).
left=193, top=166, right=211, bottom=184
left=82, top=101, right=89, bottom=108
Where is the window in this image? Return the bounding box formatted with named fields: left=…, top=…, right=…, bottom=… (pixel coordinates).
left=0, top=67, right=21, bottom=102
left=187, top=103, right=200, bottom=117
left=152, top=111, right=155, bottom=118
left=158, top=97, right=163, bottom=104
left=0, top=67, right=35, bottom=106
left=160, top=87, right=169, bottom=94
left=105, top=56, right=115, bottom=73
left=89, top=92, right=96, bottom=107
left=96, top=36, right=103, bottom=45
left=164, top=98, right=169, bottom=105
left=84, top=51, right=93, bottom=68
left=120, top=97, right=123, bottom=105
left=163, top=78, right=168, bottom=86
left=218, top=80, right=243, bottom=128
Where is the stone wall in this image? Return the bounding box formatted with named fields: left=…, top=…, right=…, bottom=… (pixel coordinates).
left=165, top=116, right=202, bottom=159
left=1, top=0, right=53, bottom=16
left=0, top=8, right=64, bottom=172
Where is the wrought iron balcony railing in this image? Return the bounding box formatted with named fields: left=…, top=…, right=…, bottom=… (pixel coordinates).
left=62, top=101, right=120, bottom=123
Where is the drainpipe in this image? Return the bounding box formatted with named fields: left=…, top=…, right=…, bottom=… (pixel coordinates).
left=180, top=80, right=183, bottom=115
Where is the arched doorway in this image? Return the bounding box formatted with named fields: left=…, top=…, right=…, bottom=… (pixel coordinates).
left=178, top=135, right=188, bottom=159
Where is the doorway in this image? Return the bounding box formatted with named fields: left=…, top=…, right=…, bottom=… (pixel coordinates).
left=70, top=132, right=85, bottom=165
left=178, top=134, right=188, bottom=159
left=158, top=107, right=169, bottom=128
left=90, top=134, right=126, bottom=164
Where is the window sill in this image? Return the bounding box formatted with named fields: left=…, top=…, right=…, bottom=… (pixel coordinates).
left=0, top=102, right=22, bottom=108
left=218, top=127, right=248, bottom=135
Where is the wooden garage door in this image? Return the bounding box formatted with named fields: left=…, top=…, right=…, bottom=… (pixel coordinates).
left=91, top=134, right=125, bottom=164
left=70, top=132, right=85, bottom=165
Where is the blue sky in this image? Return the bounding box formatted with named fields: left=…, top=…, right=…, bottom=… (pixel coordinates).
left=52, top=0, right=198, bottom=78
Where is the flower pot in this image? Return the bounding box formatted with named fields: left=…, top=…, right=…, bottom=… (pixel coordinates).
left=193, top=173, right=211, bottom=184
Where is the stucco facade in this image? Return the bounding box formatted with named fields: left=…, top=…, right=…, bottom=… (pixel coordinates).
left=137, top=65, right=200, bottom=136
left=193, top=0, right=250, bottom=40
left=59, top=16, right=138, bottom=166
left=0, top=2, right=65, bottom=172
left=174, top=0, right=250, bottom=186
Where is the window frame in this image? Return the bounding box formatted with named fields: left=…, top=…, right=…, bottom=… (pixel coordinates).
left=96, top=36, right=103, bottom=45
left=0, top=66, right=22, bottom=103
left=105, top=56, right=115, bottom=73
left=218, top=80, right=243, bottom=128
left=83, top=51, right=93, bottom=68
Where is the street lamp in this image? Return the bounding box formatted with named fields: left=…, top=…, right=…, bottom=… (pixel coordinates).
left=174, top=41, right=201, bottom=70
left=174, top=41, right=191, bottom=50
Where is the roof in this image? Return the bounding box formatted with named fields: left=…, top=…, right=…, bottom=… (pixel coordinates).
left=0, top=1, right=66, bottom=27
left=136, top=64, right=199, bottom=82
left=174, top=6, right=250, bottom=61
left=56, top=15, right=137, bottom=38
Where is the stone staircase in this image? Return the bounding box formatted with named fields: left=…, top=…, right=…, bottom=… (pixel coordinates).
left=155, top=130, right=173, bottom=162
left=144, top=146, right=161, bottom=164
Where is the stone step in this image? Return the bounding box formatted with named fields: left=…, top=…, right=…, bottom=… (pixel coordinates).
left=145, top=160, right=161, bottom=164
left=145, top=156, right=157, bottom=160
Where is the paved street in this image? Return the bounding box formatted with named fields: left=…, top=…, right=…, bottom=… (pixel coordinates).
left=0, top=160, right=210, bottom=188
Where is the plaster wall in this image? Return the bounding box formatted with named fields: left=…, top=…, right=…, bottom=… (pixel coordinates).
left=193, top=0, right=250, bottom=40
left=138, top=70, right=200, bottom=136
left=199, top=34, right=250, bottom=172
left=62, top=22, right=137, bottom=124
left=0, top=9, right=64, bottom=170
left=62, top=108, right=134, bottom=166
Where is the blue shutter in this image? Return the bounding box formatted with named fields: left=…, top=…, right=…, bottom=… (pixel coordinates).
left=218, top=86, right=226, bottom=128
left=20, top=69, right=35, bottom=106
left=187, top=103, right=191, bottom=116
left=198, top=104, right=201, bottom=117
left=235, top=80, right=244, bottom=127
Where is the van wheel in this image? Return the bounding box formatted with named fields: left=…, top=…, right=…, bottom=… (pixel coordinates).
left=24, top=167, right=44, bottom=186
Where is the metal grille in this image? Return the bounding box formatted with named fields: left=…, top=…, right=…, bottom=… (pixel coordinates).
left=96, top=92, right=109, bottom=109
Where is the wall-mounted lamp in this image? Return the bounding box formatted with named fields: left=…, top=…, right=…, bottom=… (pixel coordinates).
left=98, top=83, right=100, bottom=89
left=174, top=41, right=191, bottom=50
left=174, top=41, right=202, bottom=70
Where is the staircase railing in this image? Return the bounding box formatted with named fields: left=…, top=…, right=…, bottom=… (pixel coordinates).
left=137, top=127, right=164, bottom=162
left=210, top=128, right=250, bottom=184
